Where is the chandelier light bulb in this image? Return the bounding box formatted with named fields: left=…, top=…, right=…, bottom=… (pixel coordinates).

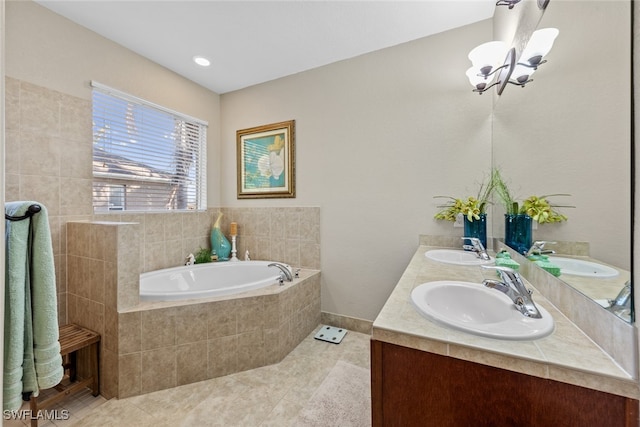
left=468, top=41, right=508, bottom=71
left=520, top=28, right=559, bottom=67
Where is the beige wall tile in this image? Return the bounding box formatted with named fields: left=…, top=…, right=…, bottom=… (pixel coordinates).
left=59, top=94, right=92, bottom=146
left=67, top=222, right=91, bottom=256
left=141, top=308, right=176, bottom=350
left=145, top=241, right=169, bottom=272
left=236, top=297, right=264, bottom=333
left=59, top=177, right=93, bottom=216
left=237, top=330, right=265, bottom=371
left=103, top=307, right=119, bottom=354
left=5, top=173, right=19, bottom=201
left=176, top=342, right=209, bottom=386
left=270, top=209, right=287, bottom=239
left=141, top=347, right=177, bottom=393
left=144, top=213, right=165, bottom=243
left=20, top=175, right=60, bottom=216
left=164, top=213, right=184, bottom=241
left=118, top=311, right=141, bottom=355
left=104, top=261, right=118, bottom=308
left=118, top=353, right=142, bottom=398
left=208, top=335, right=238, bottom=378
left=263, top=328, right=283, bottom=365
left=207, top=300, right=238, bottom=339
left=88, top=258, right=105, bottom=304
left=101, top=349, right=118, bottom=399
left=20, top=131, right=59, bottom=177
left=175, top=304, right=208, bottom=345
left=19, top=81, right=61, bottom=136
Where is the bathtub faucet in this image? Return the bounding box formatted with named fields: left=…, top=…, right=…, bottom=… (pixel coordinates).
left=268, top=262, right=293, bottom=285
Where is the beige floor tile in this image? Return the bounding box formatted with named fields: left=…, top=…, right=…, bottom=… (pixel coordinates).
left=56, top=328, right=373, bottom=426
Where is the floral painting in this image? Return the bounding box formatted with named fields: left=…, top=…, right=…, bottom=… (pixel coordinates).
left=237, top=120, right=295, bottom=198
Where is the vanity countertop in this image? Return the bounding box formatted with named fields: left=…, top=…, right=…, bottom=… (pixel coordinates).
left=372, top=244, right=640, bottom=400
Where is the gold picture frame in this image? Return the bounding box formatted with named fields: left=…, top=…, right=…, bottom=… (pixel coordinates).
left=236, top=120, right=295, bottom=199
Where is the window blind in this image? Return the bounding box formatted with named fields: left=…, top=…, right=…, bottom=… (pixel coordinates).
left=91, top=82, right=207, bottom=212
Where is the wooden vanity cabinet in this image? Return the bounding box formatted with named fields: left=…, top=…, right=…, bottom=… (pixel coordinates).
left=371, top=340, right=639, bottom=427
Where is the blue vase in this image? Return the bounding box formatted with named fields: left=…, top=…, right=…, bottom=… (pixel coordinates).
left=504, top=214, right=532, bottom=255
left=211, top=226, right=231, bottom=261
left=463, top=213, right=487, bottom=249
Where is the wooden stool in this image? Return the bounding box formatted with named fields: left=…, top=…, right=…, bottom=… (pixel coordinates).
left=29, top=324, right=100, bottom=427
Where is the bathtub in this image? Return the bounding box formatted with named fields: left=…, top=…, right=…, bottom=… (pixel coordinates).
left=140, top=260, right=289, bottom=301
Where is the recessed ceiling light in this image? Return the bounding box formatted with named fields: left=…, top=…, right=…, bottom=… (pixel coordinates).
left=193, top=56, right=211, bottom=67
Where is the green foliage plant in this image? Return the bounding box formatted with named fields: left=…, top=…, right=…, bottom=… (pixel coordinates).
left=434, top=174, right=494, bottom=222
left=492, top=168, right=573, bottom=224
left=194, top=247, right=212, bottom=264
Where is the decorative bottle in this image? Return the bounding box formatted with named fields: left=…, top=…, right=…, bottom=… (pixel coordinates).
left=211, top=212, right=231, bottom=261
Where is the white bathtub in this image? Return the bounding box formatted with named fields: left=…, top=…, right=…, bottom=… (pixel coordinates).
left=140, top=260, right=288, bottom=301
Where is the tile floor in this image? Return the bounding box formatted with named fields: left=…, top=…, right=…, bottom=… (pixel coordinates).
left=4, top=327, right=371, bottom=427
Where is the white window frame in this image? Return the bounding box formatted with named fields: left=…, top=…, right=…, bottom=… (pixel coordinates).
left=91, top=81, right=207, bottom=212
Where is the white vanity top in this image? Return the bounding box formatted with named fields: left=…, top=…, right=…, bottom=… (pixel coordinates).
left=372, top=244, right=640, bottom=400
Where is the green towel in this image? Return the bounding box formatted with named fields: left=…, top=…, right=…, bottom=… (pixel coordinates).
left=495, top=250, right=511, bottom=259
left=495, top=257, right=520, bottom=271
left=534, top=260, right=562, bottom=277
left=4, top=202, right=63, bottom=411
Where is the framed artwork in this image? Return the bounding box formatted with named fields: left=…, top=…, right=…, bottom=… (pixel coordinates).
left=236, top=120, right=295, bottom=199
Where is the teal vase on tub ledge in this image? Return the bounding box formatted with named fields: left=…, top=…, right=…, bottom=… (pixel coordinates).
left=211, top=212, right=231, bottom=261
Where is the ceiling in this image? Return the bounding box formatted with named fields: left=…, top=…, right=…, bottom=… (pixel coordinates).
left=35, top=1, right=496, bottom=94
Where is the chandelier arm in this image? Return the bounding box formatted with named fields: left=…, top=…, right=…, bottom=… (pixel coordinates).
left=473, top=80, right=502, bottom=94
left=476, top=63, right=511, bottom=79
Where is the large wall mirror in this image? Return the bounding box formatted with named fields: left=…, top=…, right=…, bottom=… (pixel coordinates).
left=491, top=1, right=632, bottom=321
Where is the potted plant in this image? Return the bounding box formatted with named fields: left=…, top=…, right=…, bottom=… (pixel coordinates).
left=492, top=168, right=572, bottom=254
left=434, top=176, right=494, bottom=248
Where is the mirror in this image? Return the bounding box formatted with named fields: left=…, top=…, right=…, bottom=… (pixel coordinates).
left=491, top=1, right=632, bottom=320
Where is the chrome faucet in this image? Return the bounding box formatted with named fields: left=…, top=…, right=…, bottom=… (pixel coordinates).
left=268, top=262, right=293, bottom=285
left=606, top=281, right=632, bottom=322
left=481, top=265, right=543, bottom=318
left=462, top=237, right=490, bottom=260
left=525, top=241, right=556, bottom=257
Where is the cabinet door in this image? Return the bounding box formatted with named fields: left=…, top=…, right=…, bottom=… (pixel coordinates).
left=371, top=340, right=639, bottom=427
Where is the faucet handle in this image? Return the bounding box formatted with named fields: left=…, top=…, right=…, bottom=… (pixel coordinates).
left=530, top=240, right=556, bottom=251
left=462, top=236, right=484, bottom=248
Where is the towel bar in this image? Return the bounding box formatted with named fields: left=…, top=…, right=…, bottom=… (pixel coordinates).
left=5, top=203, right=41, bottom=221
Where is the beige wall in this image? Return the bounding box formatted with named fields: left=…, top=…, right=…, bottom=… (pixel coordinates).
left=5, top=0, right=221, bottom=207
left=7, top=0, right=630, bottom=326
left=4, top=0, right=221, bottom=322
left=220, top=22, right=493, bottom=320
left=6, top=0, right=492, bottom=323
left=492, top=1, right=631, bottom=269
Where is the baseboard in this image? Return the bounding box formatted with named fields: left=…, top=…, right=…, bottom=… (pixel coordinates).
left=320, top=311, right=373, bottom=335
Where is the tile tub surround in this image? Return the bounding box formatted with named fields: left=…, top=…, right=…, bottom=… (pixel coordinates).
left=373, top=243, right=640, bottom=400
left=115, top=268, right=321, bottom=398
left=66, top=220, right=321, bottom=399
left=94, top=206, right=321, bottom=274
left=5, top=77, right=321, bottom=321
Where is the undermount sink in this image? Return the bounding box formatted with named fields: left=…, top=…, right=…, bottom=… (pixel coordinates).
left=548, top=257, right=619, bottom=278
left=424, top=249, right=493, bottom=266
left=411, top=281, right=554, bottom=340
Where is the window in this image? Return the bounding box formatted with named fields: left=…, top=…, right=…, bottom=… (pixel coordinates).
left=91, top=81, right=207, bottom=212
left=107, top=184, right=125, bottom=211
